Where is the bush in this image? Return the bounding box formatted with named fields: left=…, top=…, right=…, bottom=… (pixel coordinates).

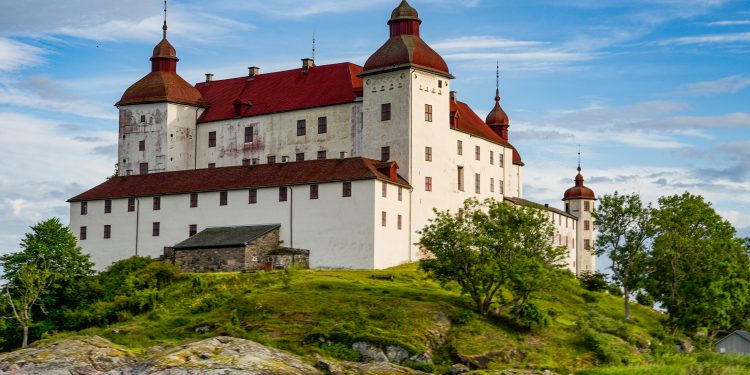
left=607, top=283, right=624, bottom=297
left=578, top=271, right=609, bottom=292
left=580, top=325, right=632, bottom=365
left=320, top=342, right=362, bottom=362
left=582, top=291, right=600, bottom=303
left=635, top=291, right=654, bottom=307
left=510, top=302, right=549, bottom=329
left=449, top=309, right=477, bottom=325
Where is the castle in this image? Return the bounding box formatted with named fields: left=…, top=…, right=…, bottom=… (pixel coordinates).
left=68, top=1, right=596, bottom=273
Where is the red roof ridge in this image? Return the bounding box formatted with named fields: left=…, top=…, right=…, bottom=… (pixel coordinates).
left=450, top=99, right=524, bottom=166
left=69, top=157, right=410, bottom=202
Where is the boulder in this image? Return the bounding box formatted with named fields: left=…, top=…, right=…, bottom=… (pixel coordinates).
left=385, top=345, right=410, bottom=364
left=352, top=342, right=388, bottom=363
left=0, top=336, right=136, bottom=375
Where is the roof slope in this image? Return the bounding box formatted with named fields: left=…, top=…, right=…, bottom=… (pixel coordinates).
left=196, top=63, right=363, bottom=123
left=69, top=158, right=410, bottom=202
left=451, top=100, right=524, bottom=166
left=173, top=225, right=280, bottom=250
left=505, top=197, right=576, bottom=220
left=118, top=72, right=207, bottom=107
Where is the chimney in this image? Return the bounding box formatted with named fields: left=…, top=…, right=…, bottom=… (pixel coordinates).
left=339, top=151, right=349, bottom=159
left=450, top=91, right=457, bottom=103
left=248, top=66, right=260, bottom=78
left=205, top=73, right=214, bottom=85
left=302, top=58, right=315, bottom=71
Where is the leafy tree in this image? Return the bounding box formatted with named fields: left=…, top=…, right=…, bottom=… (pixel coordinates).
left=593, top=192, right=653, bottom=321
left=419, top=198, right=566, bottom=316
left=2, top=264, right=53, bottom=347
left=647, top=192, right=750, bottom=337
left=578, top=271, right=609, bottom=292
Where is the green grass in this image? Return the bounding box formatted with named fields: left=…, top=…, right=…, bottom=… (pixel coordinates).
left=50, top=263, right=727, bottom=373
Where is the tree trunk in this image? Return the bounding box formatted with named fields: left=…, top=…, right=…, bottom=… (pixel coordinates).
left=624, top=287, right=631, bottom=321
left=22, top=325, right=29, bottom=348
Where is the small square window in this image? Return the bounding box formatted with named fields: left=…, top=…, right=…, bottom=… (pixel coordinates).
left=244, top=126, right=253, bottom=143
left=190, top=193, right=198, bottom=208
left=189, top=224, right=197, bottom=237
left=425, top=177, right=432, bottom=192
left=152, top=222, right=160, bottom=237
left=220, top=191, right=228, bottom=206
left=381, top=103, right=391, bottom=121
left=208, top=131, right=216, bottom=147
left=104, top=199, right=112, bottom=214
left=317, top=150, right=327, bottom=160
left=128, top=198, right=136, bottom=212
left=343, top=181, right=352, bottom=197
left=296, top=152, right=305, bottom=162
left=297, top=119, right=306, bottom=136
left=318, top=117, right=327, bottom=134
left=310, top=184, right=319, bottom=199
left=267, top=155, right=276, bottom=164
left=139, top=163, right=148, bottom=175
left=381, top=146, right=390, bottom=162
left=242, top=158, right=251, bottom=166
left=248, top=188, right=257, bottom=204
left=208, top=163, right=216, bottom=168
left=103, top=225, right=111, bottom=239
left=425, top=147, right=432, bottom=162
left=153, top=196, right=161, bottom=210
left=80, top=201, right=88, bottom=215
left=80, top=226, right=87, bottom=240
left=279, top=187, right=288, bottom=202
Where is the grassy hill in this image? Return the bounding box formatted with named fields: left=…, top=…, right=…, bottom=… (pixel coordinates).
left=47, top=262, right=749, bottom=374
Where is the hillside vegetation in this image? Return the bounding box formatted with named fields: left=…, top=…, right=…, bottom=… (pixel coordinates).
left=32, top=260, right=686, bottom=374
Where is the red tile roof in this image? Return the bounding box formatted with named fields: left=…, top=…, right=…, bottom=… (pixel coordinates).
left=563, top=168, right=596, bottom=200
left=195, top=63, right=364, bottom=123
left=451, top=100, right=524, bottom=166
left=68, top=158, right=409, bottom=202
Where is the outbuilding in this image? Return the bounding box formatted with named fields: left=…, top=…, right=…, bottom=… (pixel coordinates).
left=716, top=330, right=750, bottom=354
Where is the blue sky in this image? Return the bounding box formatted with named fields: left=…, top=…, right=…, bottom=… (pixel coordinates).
left=0, top=0, right=749, bottom=262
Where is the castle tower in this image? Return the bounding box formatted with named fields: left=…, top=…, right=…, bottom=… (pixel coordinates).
left=563, top=160, right=597, bottom=274
left=115, top=5, right=207, bottom=176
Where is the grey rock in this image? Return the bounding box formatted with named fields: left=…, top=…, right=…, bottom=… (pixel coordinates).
left=385, top=345, right=410, bottom=364
left=352, top=342, right=389, bottom=363
left=194, top=325, right=211, bottom=334
left=451, top=363, right=470, bottom=374
left=407, top=353, right=432, bottom=365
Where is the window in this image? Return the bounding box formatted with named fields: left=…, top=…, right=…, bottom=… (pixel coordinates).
left=248, top=188, right=257, bottom=204
left=190, top=193, right=198, bottom=208
left=80, top=226, right=87, bottom=240
left=381, top=146, right=390, bottom=162
left=490, top=178, right=495, bottom=193
left=152, top=222, right=160, bottom=237
left=381, top=103, right=391, bottom=121
left=457, top=140, right=463, bottom=155
left=584, top=239, right=591, bottom=250
left=475, top=173, right=481, bottom=194
left=475, top=146, right=481, bottom=161
left=279, top=187, right=288, bottom=202
left=104, top=199, right=112, bottom=214
left=398, top=186, right=403, bottom=201
left=499, top=179, right=504, bottom=195
left=425, top=104, right=433, bottom=122
left=189, top=224, right=197, bottom=237
left=310, top=184, right=319, bottom=199
left=139, top=163, right=148, bottom=174
left=296, top=152, right=305, bottom=162
left=584, top=201, right=591, bottom=212
left=220, top=191, right=228, bottom=206
left=499, top=154, right=504, bottom=168
left=297, top=119, right=306, bottom=136
left=397, top=215, right=402, bottom=230
left=490, top=150, right=494, bottom=165
left=382, top=182, right=387, bottom=198
left=317, top=150, right=326, bottom=160
left=565, top=203, right=570, bottom=213
left=425, top=147, right=432, bottom=161
left=140, top=115, right=146, bottom=123
left=80, top=201, right=88, bottom=215
left=103, top=225, right=111, bottom=239
left=242, top=158, right=251, bottom=166
left=584, top=220, right=590, bottom=231
left=208, top=131, right=216, bottom=147
left=244, top=126, right=253, bottom=143
left=343, top=181, right=352, bottom=197
left=153, top=196, right=161, bottom=211
left=318, top=117, right=327, bottom=134
left=381, top=211, right=387, bottom=227
left=425, top=177, right=432, bottom=192
left=457, top=166, right=464, bottom=191
left=267, top=155, right=276, bottom=164
left=128, top=198, right=136, bottom=212
left=139, top=140, right=145, bottom=151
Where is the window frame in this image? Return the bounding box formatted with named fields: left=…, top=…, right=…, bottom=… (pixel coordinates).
left=267, top=155, right=276, bottom=164
left=128, top=198, right=136, bottom=212
left=244, top=126, right=253, bottom=143
left=279, top=187, right=288, bottom=202
left=104, top=199, right=112, bottom=214
left=208, top=131, right=217, bottom=147
left=425, top=146, right=432, bottom=162
left=317, top=150, right=326, bottom=160
left=103, top=225, right=111, bottom=239
left=425, top=176, right=432, bottom=192
left=153, top=196, right=161, bottom=211
left=381, top=146, right=390, bottom=162
left=139, top=163, right=148, bottom=175
left=425, top=104, right=433, bottom=122
left=457, top=166, right=465, bottom=191
left=190, top=193, right=198, bottom=208
left=382, top=182, right=387, bottom=198
left=80, top=201, right=88, bottom=215
left=318, top=116, right=327, bottom=134
left=219, top=191, right=228, bottom=206
left=475, top=145, right=481, bottom=161
left=152, top=222, right=160, bottom=237
left=343, top=181, right=352, bottom=197
left=381, top=103, right=391, bottom=121
left=381, top=211, right=387, bottom=227
left=475, top=173, right=481, bottom=194
left=248, top=188, right=257, bottom=204
left=297, top=119, right=306, bottom=136
left=80, top=226, right=87, bottom=240
left=457, top=140, right=463, bottom=155
left=296, top=152, right=305, bottom=162
left=310, top=184, right=319, bottom=200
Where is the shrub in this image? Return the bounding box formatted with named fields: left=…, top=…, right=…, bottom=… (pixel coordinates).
left=582, top=291, right=600, bottom=303
left=607, top=283, right=624, bottom=297
left=449, top=309, right=477, bottom=325
left=635, top=291, right=654, bottom=307
left=578, top=271, right=609, bottom=292
left=510, top=302, right=549, bottom=329
left=320, top=342, right=362, bottom=362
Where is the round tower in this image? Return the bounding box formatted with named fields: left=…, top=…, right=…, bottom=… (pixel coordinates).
left=563, top=162, right=596, bottom=274
left=116, top=6, right=206, bottom=176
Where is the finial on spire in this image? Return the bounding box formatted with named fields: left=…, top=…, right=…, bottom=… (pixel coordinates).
left=577, top=145, right=582, bottom=172
left=312, top=32, right=316, bottom=61
left=162, top=0, right=168, bottom=39
left=495, top=61, right=500, bottom=102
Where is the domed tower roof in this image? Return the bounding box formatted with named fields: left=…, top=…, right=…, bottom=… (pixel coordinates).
left=563, top=165, right=596, bottom=201
left=361, top=0, right=451, bottom=77
left=486, top=63, right=510, bottom=140
left=117, top=17, right=206, bottom=107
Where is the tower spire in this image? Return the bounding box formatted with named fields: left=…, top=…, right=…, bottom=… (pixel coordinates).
left=577, top=145, right=582, bottom=172
left=495, top=61, right=500, bottom=102
left=162, top=0, right=168, bottom=39
left=312, top=31, right=316, bottom=61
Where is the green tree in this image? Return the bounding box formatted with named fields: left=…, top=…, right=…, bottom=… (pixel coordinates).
left=3, top=264, right=53, bottom=347
left=647, top=192, right=750, bottom=337
left=418, top=198, right=566, bottom=316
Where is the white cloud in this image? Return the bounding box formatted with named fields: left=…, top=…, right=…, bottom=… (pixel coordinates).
left=678, top=75, right=750, bottom=96
left=433, top=36, right=546, bottom=52
left=0, top=37, right=44, bottom=72
left=707, top=20, right=750, bottom=26
left=660, top=32, right=750, bottom=45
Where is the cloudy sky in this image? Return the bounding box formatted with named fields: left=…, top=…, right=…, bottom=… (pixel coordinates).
left=0, top=0, right=749, bottom=261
